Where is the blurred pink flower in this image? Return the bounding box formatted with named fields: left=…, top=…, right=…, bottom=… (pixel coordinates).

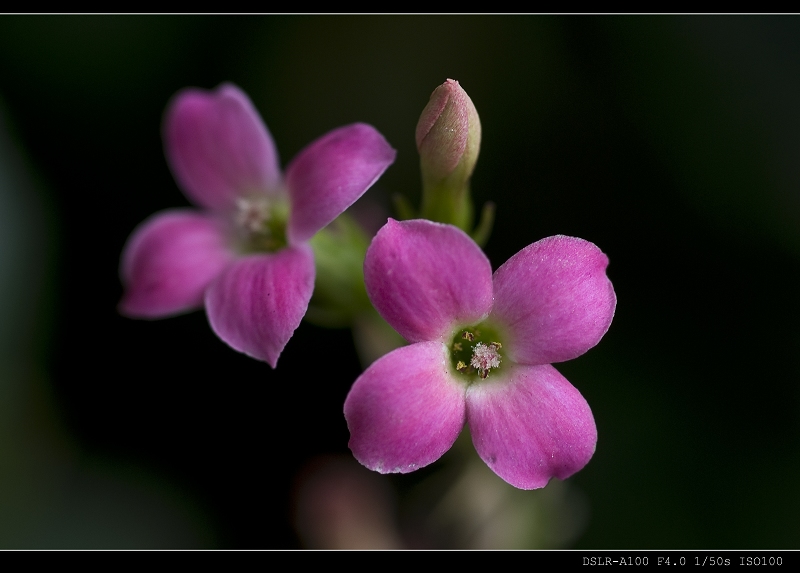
left=344, top=219, right=616, bottom=489
left=119, top=83, right=395, bottom=367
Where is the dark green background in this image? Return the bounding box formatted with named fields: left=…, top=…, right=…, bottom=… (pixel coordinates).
left=1, top=15, right=798, bottom=548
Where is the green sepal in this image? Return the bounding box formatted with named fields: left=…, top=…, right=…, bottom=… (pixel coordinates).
left=306, top=212, right=373, bottom=328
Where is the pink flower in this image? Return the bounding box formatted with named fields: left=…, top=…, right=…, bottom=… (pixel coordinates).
left=343, top=219, right=616, bottom=489
left=119, top=83, right=396, bottom=367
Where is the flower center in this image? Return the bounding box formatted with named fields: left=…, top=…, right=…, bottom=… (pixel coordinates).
left=449, top=323, right=504, bottom=381
left=232, top=195, right=289, bottom=253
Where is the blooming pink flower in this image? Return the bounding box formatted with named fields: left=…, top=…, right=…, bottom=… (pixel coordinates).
left=344, top=219, right=616, bottom=489
left=119, top=83, right=396, bottom=367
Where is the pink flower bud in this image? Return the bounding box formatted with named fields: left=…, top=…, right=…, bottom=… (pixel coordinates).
left=415, top=79, right=481, bottom=185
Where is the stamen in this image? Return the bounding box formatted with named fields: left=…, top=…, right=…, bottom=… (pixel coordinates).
left=470, top=342, right=502, bottom=379
left=449, top=325, right=504, bottom=381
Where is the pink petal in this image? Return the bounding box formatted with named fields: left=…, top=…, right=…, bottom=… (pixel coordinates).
left=204, top=245, right=315, bottom=367
left=119, top=210, right=233, bottom=318
left=285, top=123, right=396, bottom=244
left=344, top=341, right=466, bottom=474
left=491, top=235, right=616, bottom=365
left=364, top=219, right=493, bottom=343
left=466, top=363, right=597, bottom=490
left=164, top=83, right=281, bottom=211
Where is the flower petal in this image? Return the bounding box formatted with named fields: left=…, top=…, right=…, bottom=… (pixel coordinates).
left=344, top=341, right=466, bottom=474
left=204, top=245, right=315, bottom=367
left=119, top=209, right=233, bottom=318
left=285, top=123, right=396, bottom=244
left=364, top=219, right=493, bottom=343
left=491, top=235, right=616, bottom=365
left=164, top=83, right=281, bottom=211
left=466, top=363, right=597, bottom=490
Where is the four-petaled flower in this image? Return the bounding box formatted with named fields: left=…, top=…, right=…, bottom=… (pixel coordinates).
left=119, top=83, right=396, bottom=367
left=344, top=219, right=616, bottom=489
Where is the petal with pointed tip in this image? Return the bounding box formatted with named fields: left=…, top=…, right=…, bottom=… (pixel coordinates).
left=286, top=123, right=396, bottom=244
left=466, top=363, right=597, bottom=490
left=119, top=210, right=233, bottom=319
left=364, top=219, right=493, bottom=343
left=491, top=235, right=616, bottom=365
left=204, top=245, right=314, bottom=367
left=344, top=341, right=465, bottom=474
left=164, top=83, right=281, bottom=211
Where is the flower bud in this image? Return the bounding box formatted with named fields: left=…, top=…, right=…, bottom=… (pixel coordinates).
left=416, top=79, right=481, bottom=230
